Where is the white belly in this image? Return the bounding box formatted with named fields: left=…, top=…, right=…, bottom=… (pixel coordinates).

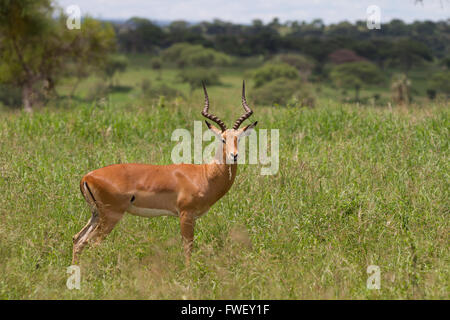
left=127, top=205, right=178, bottom=218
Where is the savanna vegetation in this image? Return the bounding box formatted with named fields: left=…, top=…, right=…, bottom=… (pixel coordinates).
left=0, top=1, right=448, bottom=299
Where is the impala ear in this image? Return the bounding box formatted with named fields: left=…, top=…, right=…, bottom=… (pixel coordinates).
left=240, top=121, right=258, bottom=137
left=205, top=120, right=223, bottom=137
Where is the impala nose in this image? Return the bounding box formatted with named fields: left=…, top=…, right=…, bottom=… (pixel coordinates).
left=230, top=153, right=238, bottom=162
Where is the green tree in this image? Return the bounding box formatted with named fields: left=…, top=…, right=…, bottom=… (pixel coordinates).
left=270, top=54, right=315, bottom=79
left=252, top=78, right=315, bottom=107
left=118, top=17, right=163, bottom=53
left=251, top=63, right=299, bottom=88
left=0, top=0, right=54, bottom=111
left=330, top=61, right=384, bottom=102
left=66, top=18, right=116, bottom=97
left=178, top=68, right=221, bottom=91
left=430, top=71, right=450, bottom=95
left=390, top=39, right=432, bottom=73
left=102, top=55, right=128, bottom=86
left=0, top=1, right=116, bottom=110
left=440, top=56, right=450, bottom=69
left=163, top=43, right=231, bottom=68
left=151, top=57, right=163, bottom=80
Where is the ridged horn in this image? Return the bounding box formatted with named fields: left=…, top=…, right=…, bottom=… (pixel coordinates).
left=232, top=80, right=253, bottom=130
left=201, top=81, right=227, bottom=132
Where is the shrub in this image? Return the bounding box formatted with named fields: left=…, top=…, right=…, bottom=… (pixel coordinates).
left=270, top=54, right=315, bottom=79
left=391, top=73, right=412, bottom=105
left=151, top=58, right=162, bottom=70
left=163, top=43, right=231, bottom=68
left=0, top=84, right=22, bottom=108
left=252, top=78, right=315, bottom=107
left=86, top=81, right=109, bottom=101
left=178, top=68, right=221, bottom=91
left=251, top=63, right=299, bottom=88
left=330, top=61, right=384, bottom=101
left=440, top=56, right=450, bottom=69
left=151, top=57, right=163, bottom=79
left=102, top=55, right=128, bottom=85
left=184, top=48, right=231, bottom=67
left=430, top=71, right=450, bottom=95
left=426, top=89, right=436, bottom=100
left=141, top=79, right=184, bottom=102
left=162, top=43, right=189, bottom=62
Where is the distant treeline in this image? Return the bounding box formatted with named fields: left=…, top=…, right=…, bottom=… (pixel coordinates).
left=1, top=0, right=448, bottom=111
left=114, top=18, right=450, bottom=64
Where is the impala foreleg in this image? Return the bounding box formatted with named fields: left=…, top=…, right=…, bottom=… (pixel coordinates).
left=180, top=211, right=195, bottom=266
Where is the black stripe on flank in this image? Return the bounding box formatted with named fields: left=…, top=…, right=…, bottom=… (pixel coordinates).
left=84, top=182, right=97, bottom=204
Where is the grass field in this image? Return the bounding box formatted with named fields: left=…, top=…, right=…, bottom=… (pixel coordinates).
left=0, top=66, right=449, bottom=299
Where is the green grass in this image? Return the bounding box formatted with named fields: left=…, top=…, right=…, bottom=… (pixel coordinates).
left=0, top=66, right=449, bottom=299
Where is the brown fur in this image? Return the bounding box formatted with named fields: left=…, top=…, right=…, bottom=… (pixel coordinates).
left=72, top=123, right=256, bottom=265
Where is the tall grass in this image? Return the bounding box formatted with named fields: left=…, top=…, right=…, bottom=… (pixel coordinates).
left=0, top=81, right=448, bottom=299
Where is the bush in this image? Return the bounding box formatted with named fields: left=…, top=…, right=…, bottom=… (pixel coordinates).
left=440, top=56, right=450, bottom=69
left=178, top=68, right=221, bottom=91
left=430, top=71, right=450, bottom=95
left=0, top=84, right=22, bottom=108
left=141, top=79, right=184, bottom=102
left=329, top=61, right=384, bottom=101
left=102, top=55, right=128, bottom=85
left=86, top=81, right=109, bottom=101
left=163, top=43, right=231, bottom=68
left=251, top=63, right=299, bottom=88
left=151, top=57, right=163, bottom=80
left=252, top=78, right=315, bottom=107
left=163, top=43, right=189, bottom=62
left=391, top=73, right=412, bottom=105
left=270, top=54, right=315, bottom=79
left=151, top=57, right=162, bottom=70
left=426, top=89, right=436, bottom=100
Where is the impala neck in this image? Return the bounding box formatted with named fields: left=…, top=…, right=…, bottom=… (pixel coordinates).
left=205, top=143, right=238, bottom=191
left=205, top=162, right=237, bottom=199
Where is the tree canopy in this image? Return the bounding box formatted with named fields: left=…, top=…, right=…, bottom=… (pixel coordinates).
left=330, top=61, right=384, bottom=101
left=0, top=0, right=116, bottom=110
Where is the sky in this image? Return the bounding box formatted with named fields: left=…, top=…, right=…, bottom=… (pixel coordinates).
left=56, top=0, right=449, bottom=24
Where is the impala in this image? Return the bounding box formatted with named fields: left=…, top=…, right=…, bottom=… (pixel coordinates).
left=72, top=82, right=257, bottom=265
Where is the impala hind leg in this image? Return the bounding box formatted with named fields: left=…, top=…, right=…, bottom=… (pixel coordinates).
left=73, top=208, right=99, bottom=244
left=72, top=208, right=99, bottom=264
left=72, top=209, right=124, bottom=264
left=180, top=211, right=195, bottom=266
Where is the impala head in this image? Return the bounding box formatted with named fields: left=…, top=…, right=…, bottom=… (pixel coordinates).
left=202, top=81, right=258, bottom=164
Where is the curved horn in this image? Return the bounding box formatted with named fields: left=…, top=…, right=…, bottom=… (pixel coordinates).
left=201, top=81, right=227, bottom=132
left=233, top=80, right=253, bottom=130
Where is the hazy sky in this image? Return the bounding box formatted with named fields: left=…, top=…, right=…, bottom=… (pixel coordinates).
left=56, top=0, right=449, bottom=24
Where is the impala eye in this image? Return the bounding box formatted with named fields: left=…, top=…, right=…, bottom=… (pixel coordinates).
left=221, top=138, right=226, bottom=144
